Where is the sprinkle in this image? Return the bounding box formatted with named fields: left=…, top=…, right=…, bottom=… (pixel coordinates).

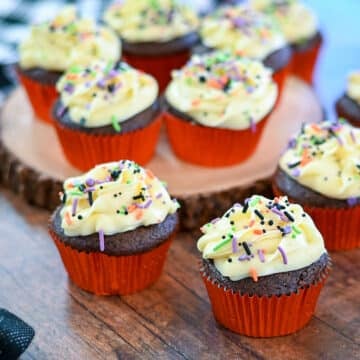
left=65, top=212, right=72, bottom=226
left=249, top=268, right=258, bottom=282
left=135, top=199, right=152, bottom=209
left=238, top=254, right=251, bottom=261
left=287, top=161, right=301, bottom=169
left=283, top=225, right=292, bottom=235
left=291, top=225, right=301, bottom=235
left=86, top=178, right=95, bottom=187
left=211, top=217, right=220, bottom=224
left=242, top=200, right=249, bottom=213
left=99, top=230, right=105, bottom=252
left=156, top=193, right=163, bottom=199
left=271, top=207, right=287, bottom=221
left=347, top=197, right=358, bottom=207
left=88, top=191, right=93, bottom=206
left=257, top=249, right=265, bottom=263
left=250, top=196, right=260, bottom=207
left=213, top=236, right=232, bottom=251
left=84, top=187, right=96, bottom=193
left=278, top=246, right=288, bottom=264
left=350, top=131, right=357, bottom=144
left=284, top=211, right=295, bottom=222
left=231, top=236, right=238, bottom=253
left=111, top=115, right=122, bottom=132
left=71, top=198, right=78, bottom=217
left=249, top=117, right=256, bottom=133
left=135, top=210, right=143, bottom=220
left=253, top=229, right=263, bottom=235
left=242, top=241, right=251, bottom=255
left=254, top=209, right=264, bottom=220
left=292, top=168, right=301, bottom=177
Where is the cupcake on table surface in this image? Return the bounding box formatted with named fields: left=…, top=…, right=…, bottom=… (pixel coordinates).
left=198, top=194, right=330, bottom=337
left=164, top=51, right=278, bottom=167
left=17, top=6, right=120, bottom=124
left=200, top=4, right=292, bottom=94
left=53, top=60, right=161, bottom=171
left=250, top=0, right=322, bottom=84
left=335, top=71, right=360, bottom=127
left=104, top=0, right=200, bottom=92
left=49, top=160, right=180, bottom=295
left=273, top=120, right=360, bottom=250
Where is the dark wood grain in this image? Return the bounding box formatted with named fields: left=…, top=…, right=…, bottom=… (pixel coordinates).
left=0, top=189, right=359, bottom=360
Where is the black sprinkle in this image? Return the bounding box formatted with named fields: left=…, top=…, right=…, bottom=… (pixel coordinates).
left=227, top=258, right=232, bottom=263
left=116, top=210, right=120, bottom=214
left=62, top=193, right=67, bottom=204
left=77, top=215, right=83, bottom=220
left=88, top=191, right=93, bottom=206
left=111, top=170, right=121, bottom=180
left=302, top=213, right=306, bottom=217
left=262, top=229, right=266, bottom=233
left=254, top=209, right=264, bottom=220
left=284, top=211, right=295, bottom=222
left=268, top=220, right=274, bottom=226
left=242, top=202, right=249, bottom=213
left=113, top=194, right=118, bottom=198
left=198, top=75, right=206, bottom=83
left=78, top=184, right=86, bottom=192
left=230, top=221, right=235, bottom=225
left=100, top=186, right=103, bottom=189
left=79, top=118, right=86, bottom=126
left=288, top=161, right=301, bottom=169
left=133, top=194, right=145, bottom=201
left=242, top=241, right=251, bottom=256
left=107, top=84, right=115, bottom=93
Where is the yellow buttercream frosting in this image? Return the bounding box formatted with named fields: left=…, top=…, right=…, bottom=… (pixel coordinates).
left=19, top=6, right=120, bottom=71
left=279, top=120, right=360, bottom=200
left=200, top=5, right=286, bottom=60
left=60, top=160, right=180, bottom=236
left=250, top=0, right=318, bottom=44
left=56, top=61, right=158, bottom=128
left=165, top=51, right=277, bottom=130
left=197, top=195, right=326, bottom=281
left=347, top=71, right=360, bottom=105
left=104, top=0, right=199, bottom=43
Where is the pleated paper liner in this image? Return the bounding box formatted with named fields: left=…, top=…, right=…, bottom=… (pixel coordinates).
left=50, top=230, right=173, bottom=295
left=53, top=117, right=162, bottom=171
left=123, top=50, right=191, bottom=93
left=290, top=37, right=323, bottom=85
left=164, top=111, right=270, bottom=167
left=272, top=184, right=360, bottom=251
left=17, top=71, right=59, bottom=125
left=201, top=265, right=329, bottom=338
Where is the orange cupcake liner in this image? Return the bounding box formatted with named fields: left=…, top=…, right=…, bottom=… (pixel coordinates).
left=17, top=70, right=59, bottom=125
left=201, top=267, right=329, bottom=337
left=163, top=111, right=271, bottom=167
left=290, top=38, right=322, bottom=85
left=273, top=183, right=360, bottom=251
left=53, top=116, right=162, bottom=171
left=50, top=230, right=174, bottom=295
left=123, top=50, right=191, bottom=93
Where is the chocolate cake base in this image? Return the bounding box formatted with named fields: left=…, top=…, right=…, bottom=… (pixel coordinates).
left=50, top=207, right=179, bottom=256
left=15, top=64, right=62, bottom=85
left=335, top=94, right=360, bottom=126
left=273, top=167, right=360, bottom=208
left=201, top=252, right=330, bottom=297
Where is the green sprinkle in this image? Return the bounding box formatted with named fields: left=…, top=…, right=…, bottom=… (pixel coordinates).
left=126, top=180, right=131, bottom=184
left=66, top=23, right=77, bottom=33
left=111, top=115, right=121, bottom=132
left=69, top=65, right=81, bottom=74
left=213, top=236, right=232, bottom=251
left=161, top=181, right=168, bottom=187
left=186, top=77, right=193, bottom=85
left=291, top=225, right=301, bottom=235
left=250, top=196, right=260, bottom=207
left=67, top=191, right=84, bottom=197
left=105, top=61, right=114, bottom=74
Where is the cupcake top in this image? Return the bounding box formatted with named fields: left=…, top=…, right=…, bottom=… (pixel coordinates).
left=165, top=51, right=277, bottom=130
left=200, top=5, right=286, bottom=60
left=56, top=61, right=158, bottom=129
left=103, top=0, right=199, bottom=43
left=346, top=71, right=360, bottom=105
left=59, top=160, right=180, bottom=237
left=19, top=6, right=120, bottom=71
left=279, top=120, right=360, bottom=200
left=250, top=0, right=318, bottom=44
left=197, top=195, right=326, bottom=282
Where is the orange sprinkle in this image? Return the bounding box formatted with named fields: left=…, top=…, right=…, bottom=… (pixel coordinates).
left=207, top=79, right=222, bottom=89
left=65, top=212, right=72, bottom=226
left=301, top=148, right=312, bottom=166
left=192, top=98, right=201, bottom=107
left=127, top=204, right=137, bottom=213
left=249, top=219, right=255, bottom=227
left=311, top=124, right=322, bottom=132
left=135, top=209, right=143, bottom=220
left=146, top=169, right=155, bottom=179
left=66, top=74, right=78, bottom=81
left=249, top=268, right=258, bottom=282
left=220, top=75, right=228, bottom=85
left=253, top=229, right=263, bottom=235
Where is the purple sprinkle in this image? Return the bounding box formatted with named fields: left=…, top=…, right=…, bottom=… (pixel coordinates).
left=336, top=136, right=344, bottom=146
left=238, top=254, right=251, bottom=261
left=231, top=236, right=238, bottom=253
left=71, top=198, right=78, bottom=217
left=257, top=249, right=265, bottom=263
left=249, top=117, right=257, bottom=133
left=96, top=79, right=106, bottom=89
left=292, top=168, right=301, bottom=177
left=107, top=69, right=118, bottom=79
left=271, top=207, right=287, bottom=221
left=347, top=197, right=358, bottom=207
left=84, top=187, right=96, bottom=193
left=211, top=217, right=220, bottom=224
left=99, top=230, right=105, bottom=252
left=288, top=138, right=297, bottom=149
left=283, top=225, right=292, bottom=235
left=350, top=131, right=357, bottom=143
left=64, top=83, right=74, bottom=94
left=86, top=178, right=95, bottom=187
left=278, top=246, right=288, bottom=264
left=233, top=203, right=242, bottom=208
left=135, top=199, right=152, bottom=209
left=156, top=193, right=163, bottom=199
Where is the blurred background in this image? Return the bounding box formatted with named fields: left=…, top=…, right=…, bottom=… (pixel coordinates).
left=0, top=0, right=359, bottom=118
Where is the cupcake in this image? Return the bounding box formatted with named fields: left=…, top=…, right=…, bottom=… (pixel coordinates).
left=273, top=120, right=360, bottom=251
left=198, top=195, right=330, bottom=337
left=335, top=71, right=360, bottom=127
left=103, top=0, right=199, bottom=92
left=200, top=4, right=291, bottom=95
left=250, top=0, right=322, bottom=84
left=49, top=160, right=180, bottom=295
left=53, top=60, right=161, bottom=171
left=164, top=51, right=278, bottom=167
left=17, top=6, right=120, bottom=124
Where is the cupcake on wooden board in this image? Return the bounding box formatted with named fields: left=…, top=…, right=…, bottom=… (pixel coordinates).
left=53, top=60, right=161, bottom=171
left=17, top=6, right=120, bottom=124
left=103, top=0, right=199, bottom=92
left=335, top=71, right=360, bottom=127
left=273, top=120, right=360, bottom=251
left=164, top=51, right=278, bottom=167
left=198, top=195, right=330, bottom=337
left=49, top=160, right=180, bottom=295
left=250, top=0, right=322, bottom=84
left=200, top=4, right=292, bottom=95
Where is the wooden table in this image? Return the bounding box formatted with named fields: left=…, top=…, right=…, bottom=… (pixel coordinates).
left=0, top=189, right=359, bottom=359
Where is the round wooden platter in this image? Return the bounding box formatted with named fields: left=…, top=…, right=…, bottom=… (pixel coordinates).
left=0, top=77, right=323, bottom=230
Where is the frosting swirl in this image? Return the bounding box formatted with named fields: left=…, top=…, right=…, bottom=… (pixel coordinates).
left=200, top=5, right=286, bottom=60
left=19, top=6, right=120, bottom=71
left=346, top=71, right=360, bottom=105
left=59, top=160, right=180, bottom=237
left=279, top=120, right=360, bottom=200
left=250, top=0, right=318, bottom=44
left=103, top=0, right=199, bottom=43
left=165, top=51, right=277, bottom=130
left=56, top=61, right=158, bottom=128
left=197, top=195, right=326, bottom=281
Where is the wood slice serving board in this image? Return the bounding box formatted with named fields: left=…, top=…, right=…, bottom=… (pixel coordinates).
left=0, top=78, right=323, bottom=229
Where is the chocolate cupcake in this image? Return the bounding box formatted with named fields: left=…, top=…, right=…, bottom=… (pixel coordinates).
left=17, top=6, right=120, bottom=124
left=335, top=71, right=360, bottom=127
left=49, top=160, right=180, bottom=295
left=200, top=4, right=292, bottom=95
left=273, top=120, right=360, bottom=250
left=164, top=51, right=278, bottom=167
left=251, top=0, right=322, bottom=84
left=53, top=60, right=161, bottom=170
left=198, top=195, right=330, bottom=337
left=103, top=0, right=199, bottom=91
